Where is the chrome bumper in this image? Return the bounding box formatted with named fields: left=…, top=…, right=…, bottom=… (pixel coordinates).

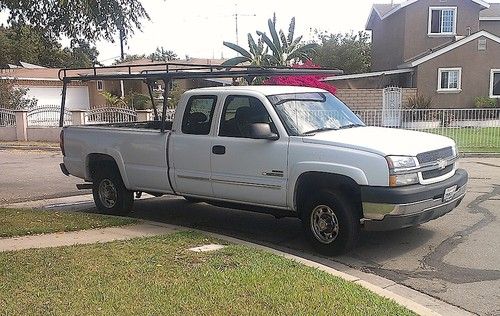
left=362, top=183, right=467, bottom=220
left=360, top=169, right=468, bottom=231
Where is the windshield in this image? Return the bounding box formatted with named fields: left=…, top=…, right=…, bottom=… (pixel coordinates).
left=267, top=92, right=364, bottom=136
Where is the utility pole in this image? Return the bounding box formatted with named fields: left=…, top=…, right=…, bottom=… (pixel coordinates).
left=119, top=27, right=125, bottom=60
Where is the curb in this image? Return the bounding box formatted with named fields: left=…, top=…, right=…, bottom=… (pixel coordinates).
left=0, top=145, right=60, bottom=152
left=3, top=195, right=474, bottom=316
left=460, top=152, right=500, bottom=158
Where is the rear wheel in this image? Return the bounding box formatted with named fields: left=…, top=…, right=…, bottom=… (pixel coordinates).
left=92, top=167, right=133, bottom=215
left=301, top=190, right=360, bottom=255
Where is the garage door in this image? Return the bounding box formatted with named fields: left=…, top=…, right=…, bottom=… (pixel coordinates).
left=20, top=86, right=90, bottom=110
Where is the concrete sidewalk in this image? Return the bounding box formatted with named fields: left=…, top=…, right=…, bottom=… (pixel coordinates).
left=0, top=222, right=180, bottom=252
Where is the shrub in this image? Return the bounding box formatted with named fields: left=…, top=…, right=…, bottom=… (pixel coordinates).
left=406, top=94, right=433, bottom=110
left=474, top=96, right=497, bottom=108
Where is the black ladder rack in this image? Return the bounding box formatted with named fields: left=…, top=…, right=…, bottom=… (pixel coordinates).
left=58, top=62, right=343, bottom=131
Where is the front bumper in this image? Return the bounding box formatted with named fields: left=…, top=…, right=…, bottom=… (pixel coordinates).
left=361, top=169, right=468, bottom=231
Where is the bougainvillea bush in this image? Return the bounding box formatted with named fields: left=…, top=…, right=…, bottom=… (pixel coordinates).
left=263, top=61, right=337, bottom=95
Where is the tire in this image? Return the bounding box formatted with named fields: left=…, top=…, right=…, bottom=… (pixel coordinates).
left=300, top=190, right=360, bottom=256
left=92, top=167, right=134, bottom=215
left=183, top=196, right=203, bottom=203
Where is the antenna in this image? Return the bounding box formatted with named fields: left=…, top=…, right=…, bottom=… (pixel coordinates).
left=233, top=4, right=256, bottom=45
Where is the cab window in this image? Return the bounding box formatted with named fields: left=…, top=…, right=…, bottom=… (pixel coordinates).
left=219, top=95, right=276, bottom=138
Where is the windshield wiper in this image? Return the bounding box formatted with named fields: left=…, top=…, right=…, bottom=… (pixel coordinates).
left=302, top=127, right=339, bottom=135
left=338, top=123, right=364, bottom=129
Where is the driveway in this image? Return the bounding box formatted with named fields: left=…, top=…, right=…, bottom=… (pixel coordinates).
left=1, top=150, right=498, bottom=315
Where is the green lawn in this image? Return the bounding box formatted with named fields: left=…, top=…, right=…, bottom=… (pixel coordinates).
left=425, top=127, right=500, bottom=153
left=0, top=231, right=415, bottom=315
left=0, top=208, right=137, bottom=238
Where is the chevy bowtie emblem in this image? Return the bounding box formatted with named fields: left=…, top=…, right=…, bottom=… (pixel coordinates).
left=437, top=159, right=447, bottom=170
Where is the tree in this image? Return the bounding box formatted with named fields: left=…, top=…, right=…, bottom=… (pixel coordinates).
left=0, top=80, right=38, bottom=109
left=0, top=25, right=99, bottom=68
left=311, top=30, right=371, bottom=74
left=222, top=14, right=317, bottom=67
left=0, top=0, right=149, bottom=43
left=113, top=54, right=146, bottom=65
left=222, top=34, right=270, bottom=67
left=149, top=47, right=179, bottom=62
left=257, top=14, right=317, bottom=67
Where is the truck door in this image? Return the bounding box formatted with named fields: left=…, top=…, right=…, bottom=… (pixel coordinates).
left=170, top=95, right=218, bottom=197
left=210, top=95, right=288, bottom=207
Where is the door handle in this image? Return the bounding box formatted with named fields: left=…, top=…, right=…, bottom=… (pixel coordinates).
left=212, top=145, right=226, bottom=155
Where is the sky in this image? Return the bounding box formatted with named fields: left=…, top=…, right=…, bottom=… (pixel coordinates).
left=2, top=0, right=500, bottom=65
left=95, top=0, right=379, bottom=64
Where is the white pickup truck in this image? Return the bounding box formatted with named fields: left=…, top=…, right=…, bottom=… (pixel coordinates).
left=60, top=85, right=468, bottom=254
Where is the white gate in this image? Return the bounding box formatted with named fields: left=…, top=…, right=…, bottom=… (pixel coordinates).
left=382, top=86, right=402, bottom=127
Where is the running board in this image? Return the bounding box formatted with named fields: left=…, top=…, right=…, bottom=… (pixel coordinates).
left=76, top=183, right=93, bottom=190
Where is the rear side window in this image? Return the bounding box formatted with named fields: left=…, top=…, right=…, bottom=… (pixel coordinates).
left=181, top=95, right=217, bottom=135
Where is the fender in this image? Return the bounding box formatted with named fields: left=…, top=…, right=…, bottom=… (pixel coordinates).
left=84, top=148, right=130, bottom=188
left=287, top=162, right=368, bottom=210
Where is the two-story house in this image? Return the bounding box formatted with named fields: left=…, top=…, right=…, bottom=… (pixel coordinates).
left=327, top=0, right=500, bottom=108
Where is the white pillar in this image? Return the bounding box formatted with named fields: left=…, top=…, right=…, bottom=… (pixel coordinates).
left=136, top=109, right=152, bottom=122
left=71, top=110, right=87, bottom=125
left=14, top=110, right=28, bottom=141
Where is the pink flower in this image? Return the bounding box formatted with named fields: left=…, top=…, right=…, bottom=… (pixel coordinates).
left=263, top=61, right=337, bottom=95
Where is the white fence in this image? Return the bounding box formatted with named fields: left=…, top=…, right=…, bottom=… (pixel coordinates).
left=27, top=105, right=72, bottom=127
left=354, top=108, right=500, bottom=150
left=0, top=108, right=15, bottom=127
left=1, top=106, right=499, bottom=151
left=85, top=107, right=137, bottom=124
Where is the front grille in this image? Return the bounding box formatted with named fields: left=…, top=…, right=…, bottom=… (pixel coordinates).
left=417, top=147, right=453, bottom=164
left=422, top=164, right=454, bottom=180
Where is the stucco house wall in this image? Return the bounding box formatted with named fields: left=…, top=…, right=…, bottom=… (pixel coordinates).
left=416, top=35, right=500, bottom=108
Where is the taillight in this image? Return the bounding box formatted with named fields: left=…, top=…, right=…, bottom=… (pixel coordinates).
left=60, top=129, right=65, bottom=156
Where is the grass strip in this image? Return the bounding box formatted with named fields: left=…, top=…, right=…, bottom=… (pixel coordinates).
left=0, top=231, right=415, bottom=315
left=0, top=208, right=136, bottom=238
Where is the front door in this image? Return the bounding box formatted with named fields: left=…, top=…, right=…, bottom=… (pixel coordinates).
left=171, top=95, right=218, bottom=197
left=210, top=95, right=288, bottom=207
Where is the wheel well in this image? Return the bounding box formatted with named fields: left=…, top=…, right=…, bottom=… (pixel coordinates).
left=87, top=153, right=119, bottom=181
left=294, top=172, right=362, bottom=218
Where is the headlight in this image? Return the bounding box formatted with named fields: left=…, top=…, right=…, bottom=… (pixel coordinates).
left=386, top=156, right=418, bottom=187
left=386, top=156, right=417, bottom=171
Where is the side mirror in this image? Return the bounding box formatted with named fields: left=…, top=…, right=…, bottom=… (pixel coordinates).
left=249, top=123, right=279, bottom=140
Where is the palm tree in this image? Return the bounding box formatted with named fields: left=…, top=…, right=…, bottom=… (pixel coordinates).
left=221, top=34, right=270, bottom=67
left=257, top=15, right=317, bottom=67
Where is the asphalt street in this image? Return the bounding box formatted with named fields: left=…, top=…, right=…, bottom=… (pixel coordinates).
left=0, top=150, right=85, bottom=204
left=1, top=150, right=498, bottom=315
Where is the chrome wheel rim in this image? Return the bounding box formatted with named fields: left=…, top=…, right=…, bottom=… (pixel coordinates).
left=98, top=179, right=117, bottom=208
left=310, top=205, right=339, bottom=244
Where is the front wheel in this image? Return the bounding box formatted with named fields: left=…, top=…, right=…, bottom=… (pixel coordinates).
left=92, top=168, right=134, bottom=215
left=301, top=190, right=360, bottom=255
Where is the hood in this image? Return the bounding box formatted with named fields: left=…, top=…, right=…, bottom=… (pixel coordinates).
left=302, top=126, right=455, bottom=157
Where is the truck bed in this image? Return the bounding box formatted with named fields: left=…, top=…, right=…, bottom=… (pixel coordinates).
left=84, top=120, right=173, bottom=130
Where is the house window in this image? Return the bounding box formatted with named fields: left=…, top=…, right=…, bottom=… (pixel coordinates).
left=428, top=7, right=457, bottom=35
left=491, top=70, right=500, bottom=98
left=438, top=68, right=461, bottom=92
left=96, top=80, right=104, bottom=91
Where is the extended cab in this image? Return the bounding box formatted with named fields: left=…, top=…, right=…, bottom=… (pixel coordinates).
left=60, top=86, right=468, bottom=254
